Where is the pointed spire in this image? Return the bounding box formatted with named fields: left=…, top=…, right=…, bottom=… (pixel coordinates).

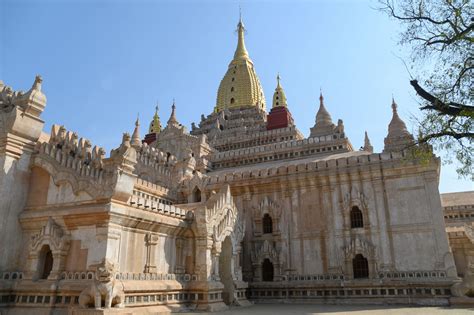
left=167, top=99, right=179, bottom=126
left=233, top=10, right=249, bottom=61
left=388, top=97, right=409, bottom=136
left=131, top=114, right=141, bottom=148
left=272, top=73, right=287, bottom=108
left=315, top=90, right=333, bottom=127
left=363, top=131, right=374, bottom=153
left=384, top=97, right=414, bottom=152
left=149, top=102, right=162, bottom=134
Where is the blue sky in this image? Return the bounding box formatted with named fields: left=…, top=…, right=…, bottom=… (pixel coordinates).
left=1, top=0, right=472, bottom=193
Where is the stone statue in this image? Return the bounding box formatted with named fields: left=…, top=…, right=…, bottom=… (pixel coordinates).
left=452, top=264, right=474, bottom=297
left=78, top=259, right=125, bottom=309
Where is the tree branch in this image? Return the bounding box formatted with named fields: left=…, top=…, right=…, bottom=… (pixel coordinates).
left=410, top=80, right=474, bottom=116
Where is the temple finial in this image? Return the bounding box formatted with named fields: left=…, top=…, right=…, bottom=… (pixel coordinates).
left=363, top=131, right=374, bottom=153
left=384, top=97, right=414, bottom=152
left=319, top=88, right=324, bottom=105
left=272, top=73, right=287, bottom=108
left=148, top=101, right=162, bottom=134
left=168, top=99, right=178, bottom=125
left=233, top=8, right=249, bottom=61
left=239, top=5, right=242, bottom=24
left=131, top=114, right=141, bottom=148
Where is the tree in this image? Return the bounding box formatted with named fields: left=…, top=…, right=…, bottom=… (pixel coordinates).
left=379, top=0, right=473, bottom=179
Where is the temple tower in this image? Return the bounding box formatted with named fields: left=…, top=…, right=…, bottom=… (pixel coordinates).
left=215, top=16, right=266, bottom=112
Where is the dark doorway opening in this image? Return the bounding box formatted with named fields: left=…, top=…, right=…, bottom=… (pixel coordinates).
left=39, top=245, right=53, bottom=279
left=262, top=259, right=274, bottom=282
left=193, top=187, right=202, bottom=203
left=352, top=254, right=369, bottom=279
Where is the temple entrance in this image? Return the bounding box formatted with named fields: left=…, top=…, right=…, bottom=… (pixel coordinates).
left=262, top=259, right=274, bottom=281
left=353, top=254, right=369, bottom=279
left=192, top=187, right=202, bottom=202
left=38, top=245, right=53, bottom=280
left=218, top=236, right=234, bottom=305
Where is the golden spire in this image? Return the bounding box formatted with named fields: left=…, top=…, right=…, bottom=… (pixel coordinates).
left=272, top=73, right=287, bottom=108
left=233, top=9, right=249, bottom=61
left=149, top=102, right=162, bottom=134
left=215, top=14, right=266, bottom=112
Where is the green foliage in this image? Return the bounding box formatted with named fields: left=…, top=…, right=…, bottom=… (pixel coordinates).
left=379, top=0, right=473, bottom=179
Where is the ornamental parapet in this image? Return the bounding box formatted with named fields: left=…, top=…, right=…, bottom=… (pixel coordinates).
left=211, top=135, right=352, bottom=169
left=211, top=126, right=303, bottom=149
left=207, top=149, right=437, bottom=186
left=128, top=194, right=189, bottom=219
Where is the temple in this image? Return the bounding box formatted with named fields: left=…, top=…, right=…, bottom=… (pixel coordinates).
left=0, top=16, right=472, bottom=315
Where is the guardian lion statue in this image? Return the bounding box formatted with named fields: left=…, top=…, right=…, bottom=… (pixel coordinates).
left=79, top=259, right=125, bottom=309
left=451, top=264, right=474, bottom=297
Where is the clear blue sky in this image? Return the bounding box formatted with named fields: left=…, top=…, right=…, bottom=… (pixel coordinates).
left=1, top=0, right=472, bottom=193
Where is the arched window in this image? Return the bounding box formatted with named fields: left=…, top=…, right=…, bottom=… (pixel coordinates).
left=352, top=254, right=369, bottom=279
left=39, top=245, right=53, bottom=280
left=262, top=259, right=274, bottom=281
left=193, top=187, right=202, bottom=203
left=231, top=87, right=234, bottom=92
left=230, top=98, right=235, bottom=104
left=262, top=214, right=273, bottom=234
left=350, top=206, right=363, bottom=228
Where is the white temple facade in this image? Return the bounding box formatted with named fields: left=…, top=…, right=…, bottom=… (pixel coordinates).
left=0, top=17, right=469, bottom=315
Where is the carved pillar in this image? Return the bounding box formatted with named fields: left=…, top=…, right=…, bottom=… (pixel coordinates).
left=194, top=236, right=214, bottom=280
left=144, top=233, right=159, bottom=273
left=211, top=241, right=222, bottom=281
left=175, top=237, right=185, bottom=274
left=253, top=263, right=262, bottom=282
left=233, top=245, right=243, bottom=281
left=274, top=261, right=283, bottom=281
left=50, top=250, right=68, bottom=279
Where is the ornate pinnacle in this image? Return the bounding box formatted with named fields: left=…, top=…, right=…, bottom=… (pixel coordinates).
left=167, top=99, right=178, bottom=125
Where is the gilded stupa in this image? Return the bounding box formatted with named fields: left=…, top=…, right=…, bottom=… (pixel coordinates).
left=215, top=16, right=266, bottom=112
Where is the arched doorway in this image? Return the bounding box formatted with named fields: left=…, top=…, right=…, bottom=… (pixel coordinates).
left=262, top=259, right=274, bottom=282
left=38, top=245, right=53, bottom=280
left=218, top=236, right=234, bottom=305
left=193, top=187, right=202, bottom=203
left=352, top=254, right=369, bottom=279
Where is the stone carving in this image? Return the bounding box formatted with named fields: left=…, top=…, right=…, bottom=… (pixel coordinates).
left=79, top=259, right=125, bottom=309
left=452, top=265, right=474, bottom=297
left=30, top=217, right=69, bottom=253
left=342, top=186, right=368, bottom=211
left=251, top=240, right=279, bottom=265
left=109, top=133, right=137, bottom=173
left=252, top=196, right=282, bottom=235
left=231, top=211, right=245, bottom=251
left=342, top=236, right=375, bottom=260
left=253, top=196, right=282, bottom=218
